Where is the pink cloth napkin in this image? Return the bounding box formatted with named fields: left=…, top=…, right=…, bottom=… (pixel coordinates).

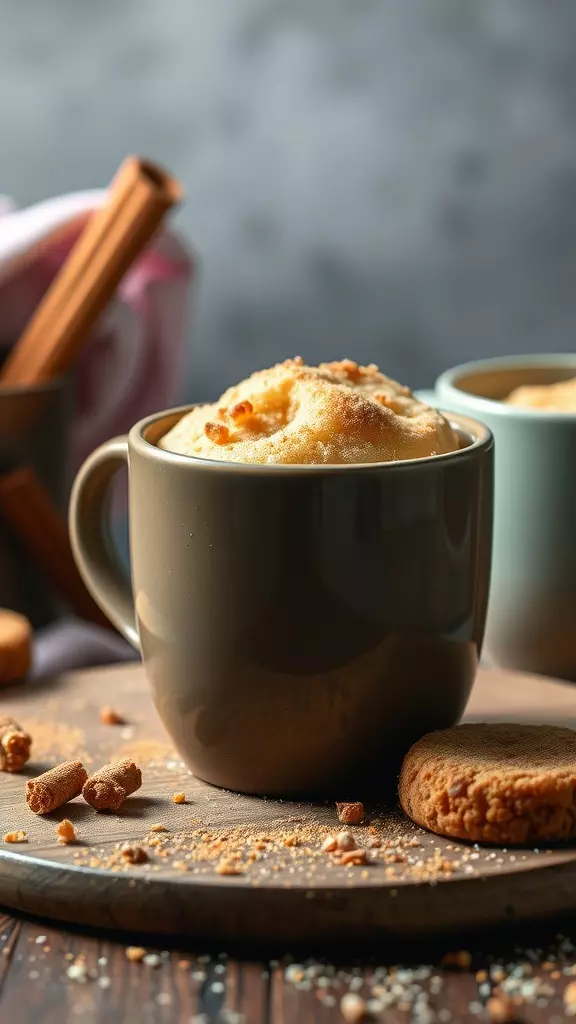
left=0, top=189, right=194, bottom=473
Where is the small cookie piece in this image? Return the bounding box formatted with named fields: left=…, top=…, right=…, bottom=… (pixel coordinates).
left=336, top=801, right=365, bottom=825
left=99, top=706, right=124, bottom=725
left=0, top=609, right=31, bottom=685
left=57, top=819, right=76, bottom=844
left=399, top=723, right=576, bottom=844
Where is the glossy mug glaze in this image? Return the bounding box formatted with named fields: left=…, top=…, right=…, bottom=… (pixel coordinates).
left=425, top=354, right=576, bottom=683
left=69, top=406, right=493, bottom=797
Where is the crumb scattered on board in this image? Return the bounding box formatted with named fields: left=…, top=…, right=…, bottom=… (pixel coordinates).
left=0, top=712, right=562, bottom=892
left=2, top=700, right=576, bottom=1022
left=99, top=707, right=124, bottom=726
left=56, top=820, right=76, bottom=844
left=3, top=830, right=26, bottom=843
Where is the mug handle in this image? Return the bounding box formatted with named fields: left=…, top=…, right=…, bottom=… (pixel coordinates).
left=69, top=436, right=139, bottom=650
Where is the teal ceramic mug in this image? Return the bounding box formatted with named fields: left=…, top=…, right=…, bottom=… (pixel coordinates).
left=419, top=354, right=576, bottom=682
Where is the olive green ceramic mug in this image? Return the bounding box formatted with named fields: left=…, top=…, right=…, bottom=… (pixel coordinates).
left=420, top=354, right=576, bottom=683
left=69, top=405, right=493, bottom=797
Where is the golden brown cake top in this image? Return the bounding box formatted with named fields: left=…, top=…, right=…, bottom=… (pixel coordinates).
left=158, top=358, right=459, bottom=465
left=505, top=376, right=576, bottom=412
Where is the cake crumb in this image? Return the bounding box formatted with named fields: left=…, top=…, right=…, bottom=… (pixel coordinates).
left=216, top=859, right=244, bottom=876
left=125, top=947, right=146, bottom=962
left=336, top=802, right=365, bottom=826
left=339, top=848, right=368, bottom=867
left=149, top=824, right=168, bottom=833
left=3, top=830, right=26, bottom=843
left=99, top=706, right=124, bottom=725
left=336, top=831, right=357, bottom=852
left=172, top=792, right=186, bottom=804
left=120, top=844, right=148, bottom=865
left=57, top=819, right=76, bottom=844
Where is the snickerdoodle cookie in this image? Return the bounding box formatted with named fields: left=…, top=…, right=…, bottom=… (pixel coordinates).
left=159, top=358, right=459, bottom=465
left=399, top=723, right=576, bottom=844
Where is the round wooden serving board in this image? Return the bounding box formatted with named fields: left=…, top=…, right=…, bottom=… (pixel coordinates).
left=0, top=663, right=575, bottom=944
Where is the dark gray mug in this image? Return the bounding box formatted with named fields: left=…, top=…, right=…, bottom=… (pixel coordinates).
left=69, top=406, right=493, bottom=797
left=430, top=354, right=576, bottom=682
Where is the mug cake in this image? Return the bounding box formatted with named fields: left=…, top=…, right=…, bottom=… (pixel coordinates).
left=505, top=375, right=576, bottom=412
left=159, top=358, right=459, bottom=465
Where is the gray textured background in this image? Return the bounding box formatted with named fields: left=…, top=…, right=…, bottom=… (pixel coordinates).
left=1, top=0, right=576, bottom=400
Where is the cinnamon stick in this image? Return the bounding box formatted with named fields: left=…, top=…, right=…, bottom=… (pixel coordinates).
left=1, top=156, right=182, bottom=387
left=26, top=761, right=88, bottom=814
left=82, top=759, right=142, bottom=811
left=0, top=466, right=112, bottom=629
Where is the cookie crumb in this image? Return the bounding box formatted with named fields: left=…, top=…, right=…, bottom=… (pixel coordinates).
left=336, top=831, right=357, bottom=852
left=99, top=706, right=124, bottom=725
left=125, top=947, right=146, bottom=962
left=3, top=830, right=26, bottom=843
left=336, top=802, right=365, bottom=826
left=149, top=824, right=167, bottom=833
left=172, top=792, right=186, bottom=804
left=57, top=819, right=76, bottom=844
left=121, top=844, right=148, bottom=865
left=339, top=848, right=368, bottom=867
left=216, top=859, right=244, bottom=876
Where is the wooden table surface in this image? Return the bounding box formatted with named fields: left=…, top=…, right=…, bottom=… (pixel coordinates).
left=1, top=662, right=576, bottom=1022
left=0, top=912, right=575, bottom=1022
